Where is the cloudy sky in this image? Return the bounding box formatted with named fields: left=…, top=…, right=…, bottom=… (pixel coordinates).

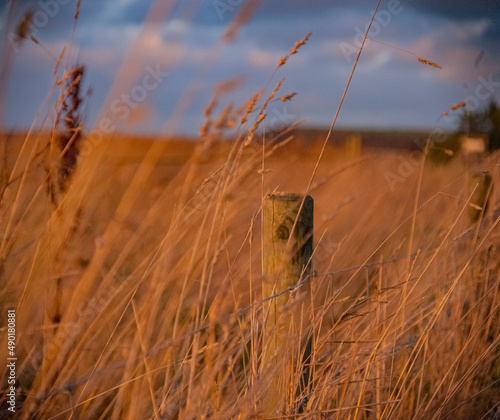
left=1, top=0, right=499, bottom=136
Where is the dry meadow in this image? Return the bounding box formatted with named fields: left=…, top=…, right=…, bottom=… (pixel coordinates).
left=1, top=2, right=500, bottom=419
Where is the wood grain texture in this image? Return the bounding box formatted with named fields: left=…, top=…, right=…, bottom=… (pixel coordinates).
left=262, top=193, right=313, bottom=414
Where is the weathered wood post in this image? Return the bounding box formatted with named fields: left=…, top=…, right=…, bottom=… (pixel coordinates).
left=346, top=133, right=362, bottom=159
left=468, top=171, right=493, bottom=224
left=262, top=193, right=313, bottom=414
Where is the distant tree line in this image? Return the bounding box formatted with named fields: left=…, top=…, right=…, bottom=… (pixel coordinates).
left=461, top=100, right=500, bottom=151
left=429, top=100, right=500, bottom=164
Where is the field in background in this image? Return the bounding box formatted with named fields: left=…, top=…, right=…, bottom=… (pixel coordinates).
left=1, top=129, right=499, bottom=418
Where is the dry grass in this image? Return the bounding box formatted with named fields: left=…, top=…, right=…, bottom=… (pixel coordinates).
left=1, top=3, right=499, bottom=419
left=1, top=129, right=499, bottom=419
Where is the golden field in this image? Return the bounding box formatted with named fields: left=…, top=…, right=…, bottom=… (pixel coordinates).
left=1, top=2, right=499, bottom=417
left=1, top=128, right=499, bottom=419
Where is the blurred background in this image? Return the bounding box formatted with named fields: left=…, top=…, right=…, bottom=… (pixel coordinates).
left=1, top=0, right=499, bottom=137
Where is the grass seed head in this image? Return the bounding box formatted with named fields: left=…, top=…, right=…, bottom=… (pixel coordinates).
left=450, top=102, right=466, bottom=111
left=417, top=56, right=442, bottom=69
left=280, top=92, right=296, bottom=102
left=290, top=32, right=311, bottom=54
left=52, top=64, right=86, bottom=200
left=240, top=93, right=260, bottom=124
left=214, top=103, right=233, bottom=131
left=203, top=96, right=218, bottom=117
left=15, top=9, right=34, bottom=44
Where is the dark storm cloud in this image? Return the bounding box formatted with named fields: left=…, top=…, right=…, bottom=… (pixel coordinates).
left=408, top=0, right=500, bottom=43
left=484, top=22, right=500, bottom=44
left=252, top=0, right=369, bottom=20
left=407, top=0, right=499, bottom=20
left=195, top=0, right=370, bottom=26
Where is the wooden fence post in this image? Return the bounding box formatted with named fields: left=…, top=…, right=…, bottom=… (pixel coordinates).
left=262, top=193, right=313, bottom=415
left=346, top=133, right=362, bottom=159
left=468, top=171, right=493, bottom=224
